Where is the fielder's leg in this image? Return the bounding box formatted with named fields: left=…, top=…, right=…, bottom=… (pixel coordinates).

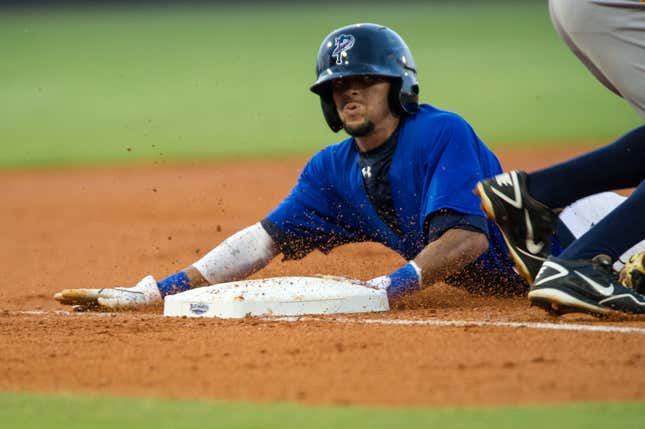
left=559, top=192, right=645, bottom=270
left=549, top=0, right=645, bottom=119
left=475, top=124, right=644, bottom=282
left=529, top=181, right=645, bottom=316
left=527, top=125, right=645, bottom=209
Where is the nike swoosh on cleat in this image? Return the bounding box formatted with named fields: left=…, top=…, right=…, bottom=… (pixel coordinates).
left=489, top=171, right=522, bottom=209
left=573, top=271, right=614, bottom=296
left=524, top=209, right=544, bottom=254
left=533, top=260, right=568, bottom=286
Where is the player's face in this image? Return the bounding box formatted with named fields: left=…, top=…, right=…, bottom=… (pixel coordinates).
left=331, top=75, right=392, bottom=137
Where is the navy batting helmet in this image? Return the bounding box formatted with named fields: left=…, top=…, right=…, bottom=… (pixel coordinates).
left=310, top=23, right=419, bottom=132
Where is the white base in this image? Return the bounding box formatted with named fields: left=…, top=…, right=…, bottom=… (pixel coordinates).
left=163, top=276, right=389, bottom=319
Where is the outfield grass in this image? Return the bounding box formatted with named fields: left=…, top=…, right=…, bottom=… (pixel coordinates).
left=0, top=2, right=641, bottom=168
left=1, top=392, right=644, bottom=429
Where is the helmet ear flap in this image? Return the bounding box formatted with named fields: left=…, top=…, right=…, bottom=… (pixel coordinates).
left=388, top=79, right=405, bottom=116
left=389, top=78, right=419, bottom=116
left=320, top=96, right=343, bottom=132
left=402, top=82, right=420, bottom=114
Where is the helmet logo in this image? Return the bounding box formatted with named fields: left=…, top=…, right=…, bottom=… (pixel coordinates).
left=332, top=34, right=355, bottom=65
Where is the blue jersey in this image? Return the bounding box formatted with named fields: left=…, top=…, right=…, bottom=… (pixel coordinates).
left=263, top=104, right=523, bottom=288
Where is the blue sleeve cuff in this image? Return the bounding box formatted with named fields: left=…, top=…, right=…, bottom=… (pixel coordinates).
left=387, top=263, right=421, bottom=299
left=424, top=209, right=489, bottom=244
left=157, top=271, right=191, bottom=297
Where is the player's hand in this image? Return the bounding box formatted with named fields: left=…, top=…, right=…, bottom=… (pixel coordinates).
left=54, top=275, right=162, bottom=311
left=366, top=263, right=421, bottom=298
left=54, top=287, right=103, bottom=308
left=365, top=275, right=392, bottom=290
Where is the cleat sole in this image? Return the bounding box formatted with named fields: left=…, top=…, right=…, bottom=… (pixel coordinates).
left=528, top=288, right=609, bottom=317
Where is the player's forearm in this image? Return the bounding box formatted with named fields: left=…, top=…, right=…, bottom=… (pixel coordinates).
left=153, top=222, right=279, bottom=297
left=169, top=223, right=282, bottom=289
left=367, top=228, right=489, bottom=298
left=413, top=228, right=489, bottom=287
left=189, top=222, right=280, bottom=286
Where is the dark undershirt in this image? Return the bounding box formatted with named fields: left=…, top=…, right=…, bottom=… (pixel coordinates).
left=356, top=129, right=403, bottom=236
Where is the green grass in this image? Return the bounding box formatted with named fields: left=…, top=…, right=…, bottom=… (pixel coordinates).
left=1, top=392, right=644, bottom=429
left=1, top=3, right=641, bottom=168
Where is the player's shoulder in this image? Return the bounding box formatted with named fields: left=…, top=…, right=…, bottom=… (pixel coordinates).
left=401, top=104, right=479, bottom=151
left=304, top=136, right=355, bottom=173
left=405, top=103, right=473, bottom=130
left=317, top=136, right=355, bottom=161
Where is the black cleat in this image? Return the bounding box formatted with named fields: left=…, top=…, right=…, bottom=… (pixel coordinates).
left=476, top=171, right=557, bottom=282
left=528, top=254, right=645, bottom=316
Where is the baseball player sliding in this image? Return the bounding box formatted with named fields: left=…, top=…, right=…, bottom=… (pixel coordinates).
left=55, top=23, right=645, bottom=316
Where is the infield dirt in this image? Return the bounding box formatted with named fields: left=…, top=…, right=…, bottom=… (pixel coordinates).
left=1, top=146, right=644, bottom=407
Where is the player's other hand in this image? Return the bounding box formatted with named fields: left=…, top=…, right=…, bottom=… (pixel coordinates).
left=366, top=263, right=421, bottom=298
left=54, top=275, right=162, bottom=311
left=365, top=275, right=392, bottom=290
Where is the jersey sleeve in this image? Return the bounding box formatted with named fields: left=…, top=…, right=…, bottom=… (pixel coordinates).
left=262, top=150, right=359, bottom=260
left=421, top=115, right=491, bottom=238
left=424, top=209, right=489, bottom=243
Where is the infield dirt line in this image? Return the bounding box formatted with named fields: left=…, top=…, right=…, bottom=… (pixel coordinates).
left=4, top=309, right=645, bottom=335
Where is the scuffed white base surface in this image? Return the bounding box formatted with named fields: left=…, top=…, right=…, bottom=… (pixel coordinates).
left=163, top=276, right=389, bottom=318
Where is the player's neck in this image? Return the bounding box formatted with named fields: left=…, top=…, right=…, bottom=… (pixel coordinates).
left=354, top=116, right=400, bottom=152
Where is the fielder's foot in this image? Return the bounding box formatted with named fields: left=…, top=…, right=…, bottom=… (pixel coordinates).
left=528, top=254, right=645, bottom=316
left=476, top=171, right=557, bottom=282
left=54, top=275, right=162, bottom=310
